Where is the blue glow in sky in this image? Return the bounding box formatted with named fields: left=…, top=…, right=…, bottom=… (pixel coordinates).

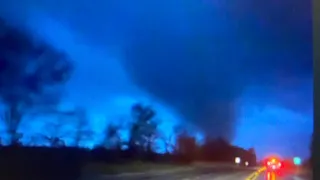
left=0, top=0, right=312, bottom=160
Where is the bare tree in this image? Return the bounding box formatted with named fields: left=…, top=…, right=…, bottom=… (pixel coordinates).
left=43, top=111, right=82, bottom=147
left=161, top=133, right=175, bottom=154
left=73, top=107, right=93, bottom=147
left=129, top=103, right=158, bottom=153
left=0, top=19, right=73, bottom=144
left=104, top=123, right=122, bottom=149
left=41, top=121, right=65, bottom=147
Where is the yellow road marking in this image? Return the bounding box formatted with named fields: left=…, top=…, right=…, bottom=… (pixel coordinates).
left=266, top=172, right=276, bottom=180
left=271, top=172, right=276, bottom=180
left=245, top=167, right=266, bottom=180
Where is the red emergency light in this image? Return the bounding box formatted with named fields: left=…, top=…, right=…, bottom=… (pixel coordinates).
left=264, top=157, right=283, bottom=171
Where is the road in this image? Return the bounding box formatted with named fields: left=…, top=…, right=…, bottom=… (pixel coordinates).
left=83, top=166, right=257, bottom=180
left=82, top=166, right=312, bottom=180
left=247, top=169, right=312, bottom=180
left=253, top=172, right=311, bottom=180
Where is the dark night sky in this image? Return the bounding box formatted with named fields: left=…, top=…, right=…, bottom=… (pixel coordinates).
left=0, top=0, right=313, bottom=160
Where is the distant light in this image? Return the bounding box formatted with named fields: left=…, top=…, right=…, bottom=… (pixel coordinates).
left=271, top=158, right=276, bottom=163
left=235, top=157, right=241, bottom=164
left=245, top=161, right=249, bottom=166
left=293, top=157, right=301, bottom=165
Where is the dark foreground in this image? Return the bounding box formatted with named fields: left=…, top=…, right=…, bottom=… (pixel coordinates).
left=84, top=167, right=313, bottom=180
left=83, top=166, right=256, bottom=180
left=0, top=146, right=255, bottom=180
left=0, top=146, right=310, bottom=180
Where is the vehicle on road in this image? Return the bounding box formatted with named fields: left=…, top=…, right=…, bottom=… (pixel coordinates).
left=264, top=157, right=283, bottom=176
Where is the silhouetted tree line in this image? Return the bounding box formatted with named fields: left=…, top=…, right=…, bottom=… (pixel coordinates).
left=88, top=103, right=257, bottom=165
left=0, top=103, right=257, bottom=180
left=0, top=18, right=257, bottom=179
left=172, top=132, right=257, bottom=166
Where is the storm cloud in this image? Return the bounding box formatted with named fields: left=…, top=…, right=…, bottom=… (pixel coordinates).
left=118, top=0, right=312, bottom=140
left=0, top=0, right=312, bottom=141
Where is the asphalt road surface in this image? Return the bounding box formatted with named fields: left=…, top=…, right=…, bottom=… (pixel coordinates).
left=82, top=167, right=312, bottom=180
left=83, top=167, right=256, bottom=180
left=254, top=171, right=312, bottom=180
